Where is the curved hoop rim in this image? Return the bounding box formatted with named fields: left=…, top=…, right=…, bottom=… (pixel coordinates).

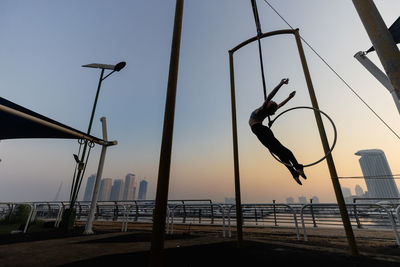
left=268, top=106, right=337, bottom=168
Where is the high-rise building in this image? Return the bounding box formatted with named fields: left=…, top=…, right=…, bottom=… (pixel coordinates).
left=224, top=197, right=235, bottom=204
left=298, top=196, right=307, bottom=204
left=341, top=187, right=353, bottom=203
left=286, top=197, right=294, bottom=204
left=110, top=179, right=124, bottom=201
left=355, top=149, right=399, bottom=199
left=138, top=180, right=148, bottom=200
left=123, top=173, right=137, bottom=200
left=83, top=174, right=96, bottom=201
left=311, top=196, right=320, bottom=204
left=99, top=178, right=113, bottom=201
left=341, top=187, right=352, bottom=198
left=355, top=184, right=364, bottom=197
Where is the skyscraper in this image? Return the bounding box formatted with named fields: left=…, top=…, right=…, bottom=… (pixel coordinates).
left=355, top=149, right=399, bottom=199
left=311, top=196, right=320, bottom=204
left=341, top=187, right=352, bottom=198
left=99, top=178, right=113, bottom=201
left=110, top=179, right=124, bottom=201
left=298, top=196, right=307, bottom=204
left=355, top=184, right=364, bottom=197
left=123, top=173, right=137, bottom=200
left=286, top=197, right=294, bottom=204
left=341, top=187, right=353, bottom=203
left=83, top=174, right=96, bottom=201
left=138, top=180, right=148, bottom=200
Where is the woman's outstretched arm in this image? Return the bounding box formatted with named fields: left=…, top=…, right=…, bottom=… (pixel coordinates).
left=277, top=91, right=296, bottom=109
left=266, top=78, right=289, bottom=102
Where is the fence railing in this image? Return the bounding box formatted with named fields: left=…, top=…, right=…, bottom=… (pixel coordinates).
left=2, top=200, right=400, bottom=246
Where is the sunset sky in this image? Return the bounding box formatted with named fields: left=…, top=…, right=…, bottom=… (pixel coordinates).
left=1, top=0, right=400, bottom=203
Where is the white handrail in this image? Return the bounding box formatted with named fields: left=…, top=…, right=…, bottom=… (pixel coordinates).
left=300, top=203, right=400, bottom=246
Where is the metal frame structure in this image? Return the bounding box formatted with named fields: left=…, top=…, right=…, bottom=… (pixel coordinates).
left=228, top=28, right=359, bottom=255
left=352, top=0, right=400, bottom=107
left=354, top=51, right=400, bottom=114
left=269, top=106, right=337, bottom=168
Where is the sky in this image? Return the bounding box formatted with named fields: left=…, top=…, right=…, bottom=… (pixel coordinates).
left=1, top=0, right=400, bottom=203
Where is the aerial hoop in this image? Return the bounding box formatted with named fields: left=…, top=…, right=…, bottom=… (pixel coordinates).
left=268, top=106, right=337, bottom=168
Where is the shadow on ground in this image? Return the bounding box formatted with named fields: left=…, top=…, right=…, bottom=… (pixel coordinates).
left=61, top=240, right=400, bottom=267
left=0, top=227, right=86, bottom=245
left=79, top=231, right=198, bottom=243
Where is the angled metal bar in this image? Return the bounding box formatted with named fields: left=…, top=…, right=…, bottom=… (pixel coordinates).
left=354, top=51, right=400, bottom=114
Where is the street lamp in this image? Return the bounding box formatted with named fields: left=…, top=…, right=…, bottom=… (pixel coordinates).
left=64, top=61, right=126, bottom=231
left=81, top=61, right=126, bottom=135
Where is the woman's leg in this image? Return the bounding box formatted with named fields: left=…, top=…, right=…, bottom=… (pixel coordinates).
left=251, top=124, right=303, bottom=184
left=268, top=139, right=303, bottom=184
left=269, top=138, right=306, bottom=180
left=276, top=154, right=301, bottom=177
left=274, top=142, right=301, bottom=169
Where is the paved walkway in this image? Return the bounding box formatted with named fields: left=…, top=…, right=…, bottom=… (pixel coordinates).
left=1, top=222, right=400, bottom=266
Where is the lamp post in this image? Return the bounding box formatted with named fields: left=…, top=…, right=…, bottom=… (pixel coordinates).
left=64, top=61, right=126, bottom=231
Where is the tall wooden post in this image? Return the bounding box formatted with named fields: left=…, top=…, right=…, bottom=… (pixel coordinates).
left=294, top=29, right=359, bottom=256
left=149, top=0, right=184, bottom=266
left=229, top=51, right=244, bottom=247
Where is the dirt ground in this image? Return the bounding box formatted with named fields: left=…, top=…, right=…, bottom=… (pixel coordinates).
left=1, top=221, right=400, bottom=266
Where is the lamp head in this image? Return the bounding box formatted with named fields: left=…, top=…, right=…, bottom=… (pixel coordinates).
left=82, top=61, right=126, bottom=71
left=114, top=61, right=126, bottom=72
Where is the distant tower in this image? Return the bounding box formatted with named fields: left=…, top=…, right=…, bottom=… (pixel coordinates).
left=286, top=197, right=294, bottom=204
left=99, top=178, right=113, bottom=201
left=224, top=197, right=235, bottom=204
left=53, top=182, right=63, bottom=201
left=138, top=180, right=148, bottom=200
left=298, top=196, right=307, bottom=204
left=355, top=184, right=364, bottom=197
left=110, top=179, right=124, bottom=201
left=341, top=187, right=352, bottom=198
left=355, top=149, right=399, bottom=199
left=83, top=174, right=96, bottom=201
left=123, top=173, right=137, bottom=200
left=311, top=196, right=320, bottom=204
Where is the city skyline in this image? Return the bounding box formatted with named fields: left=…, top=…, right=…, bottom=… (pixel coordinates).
left=83, top=173, right=148, bottom=202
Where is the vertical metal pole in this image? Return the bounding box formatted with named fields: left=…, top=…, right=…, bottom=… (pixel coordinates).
left=150, top=0, right=184, bottom=266
left=182, top=200, right=187, bottom=223
left=294, top=29, right=359, bottom=256
left=272, top=200, right=278, bottom=226
left=84, top=117, right=109, bottom=235
left=69, top=69, right=105, bottom=214
left=352, top=0, right=400, bottom=101
left=310, top=199, right=317, bottom=227
left=353, top=199, right=362, bottom=229
left=87, top=69, right=105, bottom=135
left=228, top=51, right=244, bottom=247
left=254, top=207, right=258, bottom=225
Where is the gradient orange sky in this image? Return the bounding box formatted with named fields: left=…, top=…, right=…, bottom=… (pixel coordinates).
left=1, top=0, right=400, bottom=203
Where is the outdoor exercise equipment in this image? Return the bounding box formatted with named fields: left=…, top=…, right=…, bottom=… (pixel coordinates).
left=227, top=0, right=358, bottom=256
left=268, top=106, right=337, bottom=168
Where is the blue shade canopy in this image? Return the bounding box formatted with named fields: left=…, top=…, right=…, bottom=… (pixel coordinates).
left=0, top=96, right=106, bottom=145
left=367, top=16, right=400, bottom=53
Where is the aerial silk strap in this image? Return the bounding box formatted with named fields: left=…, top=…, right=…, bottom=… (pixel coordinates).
left=250, top=0, right=271, bottom=125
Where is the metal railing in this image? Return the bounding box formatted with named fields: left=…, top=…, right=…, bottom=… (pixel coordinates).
left=2, top=200, right=400, bottom=246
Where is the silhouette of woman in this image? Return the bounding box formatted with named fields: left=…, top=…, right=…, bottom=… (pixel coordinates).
left=249, top=78, right=306, bottom=185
